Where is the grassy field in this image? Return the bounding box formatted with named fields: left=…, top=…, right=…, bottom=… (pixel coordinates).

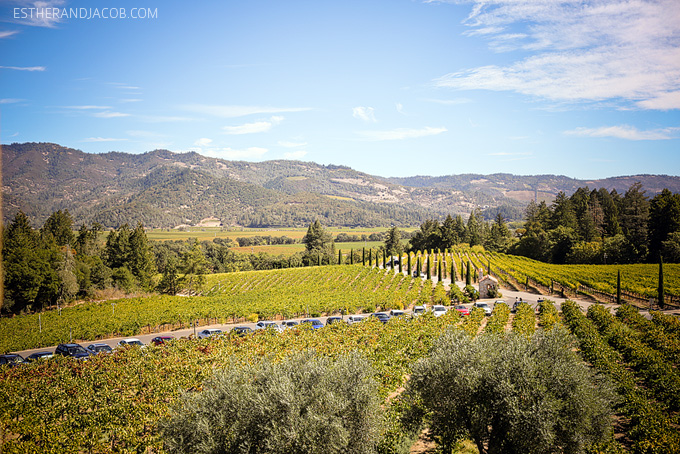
left=146, top=226, right=398, bottom=242
left=231, top=240, right=390, bottom=255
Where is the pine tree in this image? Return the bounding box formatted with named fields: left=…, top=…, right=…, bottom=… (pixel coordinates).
left=658, top=256, right=665, bottom=309
left=616, top=270, right=621, bottom=305
left=426, top=255, right=431, bottom=280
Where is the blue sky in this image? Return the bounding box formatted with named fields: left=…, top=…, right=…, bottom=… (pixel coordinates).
left=1, top=0, right=679, bottom=179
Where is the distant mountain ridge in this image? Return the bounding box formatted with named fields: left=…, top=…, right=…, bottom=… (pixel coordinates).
left=3, top=142, right=679, bottom=228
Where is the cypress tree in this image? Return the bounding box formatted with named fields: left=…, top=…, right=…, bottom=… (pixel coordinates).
left=318, top=253, right=321, bottom=266
left=616, top=270, right=621, bottom=305
left=362, top=247, right=365, bottom=266
left=369, top=249, right=373, bottom=267
left=437, top=260, right=442, bottom=282
left=465, top=261, right=471, bottom=286
left=350, top=249, right=354, bottom=265
left=416, top=257, right=421, bottom=277
left=461, top=259, right=466, bottom=281
left=399, top=255, right=403, bottom=274
left=338, top=249, right=342, bottom=265
left=658, top=256, right=665, bottom=309
left=407, top=253, right=411, bottom=276
left=451, top=261, right=456, bottom=284
left=383, top=249, right=386, bottom=269
left=427, top=255, right=431, bottom=280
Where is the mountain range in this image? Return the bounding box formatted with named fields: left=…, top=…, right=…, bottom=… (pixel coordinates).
left=3, top=142, right=680, bottom=228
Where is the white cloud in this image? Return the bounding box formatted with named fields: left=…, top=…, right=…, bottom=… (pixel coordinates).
left=13, top=0, right=65, bottom=27
left=432, top=0, right=680, bottom=110
left=422, top=97, right=473, bottom=105
left=283, top=150, right=308, bottom=160
left=183, top=104, right=312, bottom=118
left=358, top=126, right=447, bottom=141
left=119, top=98, right=142, bottom=103
left=352, top=106, right=377, bottom=123
left=139, top=115, right=196, bottom=123
left=0, top=98, right=23, bottom=104
left=222, top=116, right=283, bottom=134
left=564, top=125, right=680, bottom=140
left=65, top=105, right=111, bottom=110
left=396, top=103, right=406, bottom=115
left=194, top=138, right=213, bottom=147
left=0, top=65, right=45, bottom=71
left=93, top=111, right=130, bottom=118
left=278, top=140, right=308, bottom=148
left=81, top=137, right=128, bottom=142
left=203, top=147, right=269, bottom=160
left=0, top=31, right=19, bottom=39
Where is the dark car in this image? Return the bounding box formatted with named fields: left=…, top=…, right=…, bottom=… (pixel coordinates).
left=54, top=343, right=92, bottom=359
left=87, top=343, right=113, bottom=354
left=300, top=318, right=324, bottom=329
left=325, top=316, right=344, bottom=326
left=26, top=351, right=54, bottom=361
left=151, top=336, right=175, bottom=346
left=231, top=326, right=254, bottom=337
left=0, top=354, right=26, bottom=366
left=370, top=312, right=391, bottom=324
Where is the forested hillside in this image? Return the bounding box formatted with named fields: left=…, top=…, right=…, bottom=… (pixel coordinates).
left=4, top=142, right=679, bottom=228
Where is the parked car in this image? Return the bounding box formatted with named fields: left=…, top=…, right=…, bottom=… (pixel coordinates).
left=494, top=300, right=508, bottom=307
left=54, top=343, right=93, bottom=359
left=300, top=319, right=324, bottom=329
left=198, top=328, right=222, bottom=339
left=454, top=305, right=470, bottom=316
left=325, top=316, right=344, bottom=326
left=86, top=343, right=113, bottom=354
left=370, top=312, right=391, bottom=324
left=118, top=338, right=144, bottom=348
left=0, top=354, right=26, bottom=366
left=231, top=326, right=254, bottom=337
left=432, top=305, right=448, bottom=317
left=473, top=302, right=493, bottom=316
left=26, top=351, right=54, bottom=361
left=412, top=305, right=426, bottom=316
left=389, top=309, right=406, bottom=318
left=151, top=336, right=175, bottom=346
left=280, top=320, right=299, bottom=329
left=347, top=315, right=366, bottom=325
left=255, top=321, right=283, bottom=332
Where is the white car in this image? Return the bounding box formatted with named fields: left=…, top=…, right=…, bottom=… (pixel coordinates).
left=118, top=338, right=144, bottom=347
left=412, top=305, right=426, bottom=316
left=280, top=320, right=299, bottom=329
left=389, top=309, right=406, bottom=318
left=473, top=302, right=493, bottom=316
left=198, top=328, right=222, bottom=339
left=255, top=321, right=283, bottom=332
left=347, top=315, right=365, bottom=325
left=432, top=305, right=448, bottom=317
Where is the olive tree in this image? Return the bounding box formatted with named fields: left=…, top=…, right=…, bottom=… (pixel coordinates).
left=406, top=327, right=616, bottom=454
left=161, top=352, right=382, bottom=454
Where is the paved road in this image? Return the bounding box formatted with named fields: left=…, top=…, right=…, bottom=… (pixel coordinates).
left=10, top=273, right=674, bottom=358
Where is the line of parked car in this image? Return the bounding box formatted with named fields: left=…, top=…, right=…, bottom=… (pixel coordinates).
left=2, top=299, right=538, bottom=366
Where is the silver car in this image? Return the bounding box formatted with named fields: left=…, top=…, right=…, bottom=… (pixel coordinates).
left=473, top=302, right=493, bottom=316
left=432, top=305, right=448, bottom=317
left=198, top=328, right=222, bottom=339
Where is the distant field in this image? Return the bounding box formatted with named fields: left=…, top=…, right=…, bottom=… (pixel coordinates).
left=147, top=226, right=413, bottom=243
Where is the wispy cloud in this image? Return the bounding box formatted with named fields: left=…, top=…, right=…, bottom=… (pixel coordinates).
left=81, top=137, right=128, bottom=142
left=278, top=140, right=308, bottom=148
left=0, top=65, right=45, bottom=71
left=352, top=106, right=377, bottom=123
left=422, top=97, right=472, bottom=105
left=12, top=0, right=65, bottom=27
left=183, top=104, right=312, bottom=118
left=203, top=147, right=269, bottom=160
left=432, top=0, right=680, bottom=110
left=93, top=111, right=130, bottom=118
left=396, top=103, right=406, bottom=115
left=358, top=126, right=447, bottom=141
left=64, top=105, right=111, bottom=110
left=194, top=138, right=213, bottom=147
left=564, top=125, right=680, bottom=141
left=0, top=31, right=19, bottom=39
left=283, top=150, right=308, bottom=160
left=222, top=116, right=283, bottom=134
left=0, top=98, right=23, bottom=104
